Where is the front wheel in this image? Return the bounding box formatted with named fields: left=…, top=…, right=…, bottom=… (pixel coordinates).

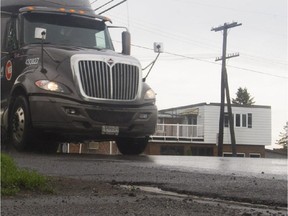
left=9, top=95, right=59, bottom=154
left=116, top=137, right=149, bottom=155
left=9, top=95, right=32, bottom=151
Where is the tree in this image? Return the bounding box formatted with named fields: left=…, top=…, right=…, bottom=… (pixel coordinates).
left=276, top=122, right=288, bottom=150
left=232, top=87, right=255, bottom=105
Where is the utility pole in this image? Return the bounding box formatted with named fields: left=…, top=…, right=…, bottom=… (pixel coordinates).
left=211, top=22, right=242, bottom=157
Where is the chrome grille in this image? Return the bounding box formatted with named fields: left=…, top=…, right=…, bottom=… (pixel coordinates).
left=78, top=61, right=139, bottom=100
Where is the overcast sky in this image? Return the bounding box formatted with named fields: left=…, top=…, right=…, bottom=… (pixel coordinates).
left=91, top=0, right=287, bottom=147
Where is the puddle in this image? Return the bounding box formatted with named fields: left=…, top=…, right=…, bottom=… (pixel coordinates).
left=121, top=185, right=188, bottom=198
left=120, top=184, right=288, bottom=215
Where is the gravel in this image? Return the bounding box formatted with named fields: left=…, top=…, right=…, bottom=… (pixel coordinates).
left=1, top=151, right=287, bottom=215
left=2, top=177, right=287, bottom=216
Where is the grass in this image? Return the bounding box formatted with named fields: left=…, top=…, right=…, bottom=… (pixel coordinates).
left=1, top=153, right=53, bottom=196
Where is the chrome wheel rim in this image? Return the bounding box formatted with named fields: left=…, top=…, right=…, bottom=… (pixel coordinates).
left=12, top=107, right=25, bottom=143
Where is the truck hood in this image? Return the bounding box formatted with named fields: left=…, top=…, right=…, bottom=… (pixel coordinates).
left=42, top=45, right=140, bottom=66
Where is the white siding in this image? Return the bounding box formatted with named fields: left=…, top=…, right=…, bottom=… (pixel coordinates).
left=203, top=105, right=220, bottom=144
left=197, top=106, right=205, bottom=127
left=202, top=105, right=271, bottom=146
left=158, top=103, right=271, bottom=146
left=225, top=106, right=271, bottom=146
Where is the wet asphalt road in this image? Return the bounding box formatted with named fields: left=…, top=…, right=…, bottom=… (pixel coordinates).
left=4, top=151, right=287, bottom=208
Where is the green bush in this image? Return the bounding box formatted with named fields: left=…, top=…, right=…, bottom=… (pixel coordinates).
left=1, top=153, right=51, bottom=195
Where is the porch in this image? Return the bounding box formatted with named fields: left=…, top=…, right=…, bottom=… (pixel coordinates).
left=150, top=123, right=204, bottom=143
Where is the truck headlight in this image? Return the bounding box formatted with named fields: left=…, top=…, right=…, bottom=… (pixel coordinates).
left=144, top=89, right=156, bottom=100
left=35, top=80, right=70, bottom=94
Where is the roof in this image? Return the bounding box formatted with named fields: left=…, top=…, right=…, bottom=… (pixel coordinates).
left=19, top=6, right=111, bottom=22
left=1, top=0, right=111, bottom=22
left=1, top=0, right=92, bottom=12
left=159, top=102, right=271, bottom=113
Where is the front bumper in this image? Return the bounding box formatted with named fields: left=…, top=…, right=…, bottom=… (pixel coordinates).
left=29, top=95, right=157, bottom=141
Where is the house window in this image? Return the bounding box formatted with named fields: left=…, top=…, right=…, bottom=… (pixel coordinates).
left=160, top=146, right=184, bottom=155
left=242, top=114, right=247, bottom=127
left=235, top=114, right=241, bottom=127
left=191, top=147, right=214, bottom=156
left=232, top=113, right=251, bottom=128
left=224, top=113, right=234, bottom=127
left=224, top=113, right=229, bottom=127
left=248, top=113, right=253, bottom=128
left=223, top=152, right=245, bottom=157
left=249, top=153, right=261, bottom=158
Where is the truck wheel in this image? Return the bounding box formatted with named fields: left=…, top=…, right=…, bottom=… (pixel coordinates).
left=9, top=95, right=32, bottom=151
left=116, top=137, right=148, bottom=155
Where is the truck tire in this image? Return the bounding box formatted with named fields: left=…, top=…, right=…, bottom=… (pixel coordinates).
left=9, top=95, right=32, bottom=151
left=116, top=137, right=148, bottom=155
left=9, top=95, right=59, bottom=154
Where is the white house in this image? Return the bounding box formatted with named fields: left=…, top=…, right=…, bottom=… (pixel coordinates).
left=147, top=103, right=271, bottom=157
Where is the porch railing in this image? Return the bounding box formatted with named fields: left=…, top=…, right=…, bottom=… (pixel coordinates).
left=151, top=123, right=204, bottom=142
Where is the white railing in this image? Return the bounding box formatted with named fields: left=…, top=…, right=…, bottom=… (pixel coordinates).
left=151, top=123, right=204, bottom=142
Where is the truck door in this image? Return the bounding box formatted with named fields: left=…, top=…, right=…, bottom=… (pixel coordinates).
left=1, top=12, right=21, bottom=106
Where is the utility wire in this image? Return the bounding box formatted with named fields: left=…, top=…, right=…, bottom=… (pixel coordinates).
left=90, top=0, right=98, bottom=5
left=107, top=13, right=221, bottom=51
left=99, top=0, right=127, bottom=15
left=131, top=43, right=288, bottom=79
left=94, top=0, right=114, bottom=11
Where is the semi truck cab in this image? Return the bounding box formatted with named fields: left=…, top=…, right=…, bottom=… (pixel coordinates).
left=1, top=0, right=157, bottom=155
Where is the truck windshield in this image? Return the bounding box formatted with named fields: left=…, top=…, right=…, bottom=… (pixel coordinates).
left=23, top=13, right=113, bottom=50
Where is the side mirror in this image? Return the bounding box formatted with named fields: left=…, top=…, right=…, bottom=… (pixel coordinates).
left=122, top=31, right=131, bottom=55
left=35, top=27, right=47, bottom=40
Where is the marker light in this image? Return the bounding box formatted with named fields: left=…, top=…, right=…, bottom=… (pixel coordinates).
left=27, top=6, right=34, bottom=11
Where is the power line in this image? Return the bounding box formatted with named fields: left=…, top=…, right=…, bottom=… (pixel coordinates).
left=90, top=0, right=98, bottom=5
left=108, top=13, right=221, bottom=51
left=226, top=65, right=288, bottom=79
left=171, top=0, right=286, bottom=19
left=131, top=43, right=218, bottom=64
left=109, top=15, right=286, bottom=70
left=99, top=0, right=127, bottom=15
left=241, top=53, right=287, bottom=66
left=94, top=0, right=114, bottom=11
left=102, top=0, right=286, bottom=77
left=131, top=43, right=288, bottom=79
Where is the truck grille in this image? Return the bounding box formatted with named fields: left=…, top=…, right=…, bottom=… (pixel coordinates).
left=86, top=109, right=135, bottom=125
left=78, top=61, right=139, bottom=100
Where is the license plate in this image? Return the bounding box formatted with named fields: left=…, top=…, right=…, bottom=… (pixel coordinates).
left=102, top=126, right=119, bottom=135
